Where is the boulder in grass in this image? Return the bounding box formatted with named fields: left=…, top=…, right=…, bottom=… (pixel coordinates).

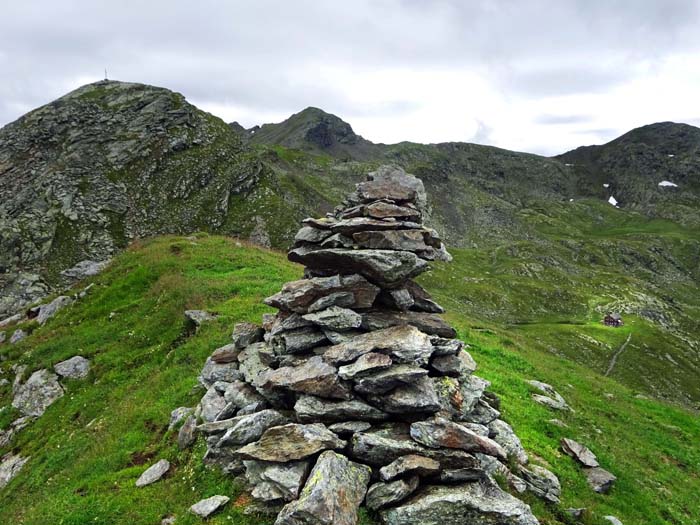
left=54, top=355, right=90, bottom=379
left=184, top=310, right=217, bottom=327
left=560, top=438, right=599, bottom=467
left=135, top=459, right=170, bottom=487
left=0, top=453, right=29, bottom=489
left=12, top=369, right=64, bottom=417
left=189, top=495, right=229, bottom=518
left=585, top=467, right=617, bottom=494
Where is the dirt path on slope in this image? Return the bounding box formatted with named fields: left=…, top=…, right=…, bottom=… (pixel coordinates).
left=605, top=332, right=632, bottom=377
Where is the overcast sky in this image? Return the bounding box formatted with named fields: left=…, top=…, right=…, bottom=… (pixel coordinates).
left=2, top=1, right=700, bottom=155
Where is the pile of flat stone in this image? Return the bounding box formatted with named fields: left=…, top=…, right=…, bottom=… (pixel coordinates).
left=191, top=166, right=557, bottom=524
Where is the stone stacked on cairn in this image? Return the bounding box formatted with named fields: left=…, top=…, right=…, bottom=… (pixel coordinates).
left=193, top=166, right=556, bottom=524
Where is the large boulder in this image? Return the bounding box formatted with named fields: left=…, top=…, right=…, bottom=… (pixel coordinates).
left=12, top=369, right=64, bottom=417
left=275, top=451, right=371, bottom=525
left=36, top=296, right=73, bottom=325
left=54, top=355, right=90, bottom=379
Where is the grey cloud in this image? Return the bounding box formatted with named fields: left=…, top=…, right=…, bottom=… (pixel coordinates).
left=534, top=114, right=593, bottom=125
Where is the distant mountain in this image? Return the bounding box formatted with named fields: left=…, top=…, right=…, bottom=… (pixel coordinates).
left=558, top=121, right=700, bottom=227
left=247, top=107, right=383, bottom=160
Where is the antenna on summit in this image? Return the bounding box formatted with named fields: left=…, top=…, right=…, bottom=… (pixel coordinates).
left=104, top=68, right=108, bottom=80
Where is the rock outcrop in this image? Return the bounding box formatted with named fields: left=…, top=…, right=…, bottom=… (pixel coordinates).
left=188, top=166, right=549, bottom=524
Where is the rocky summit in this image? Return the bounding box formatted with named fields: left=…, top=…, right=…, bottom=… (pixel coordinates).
left=190, top=166, right=556, bottom=524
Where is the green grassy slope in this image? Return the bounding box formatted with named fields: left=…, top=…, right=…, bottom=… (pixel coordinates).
left=1, top=236, right=698, bottom=525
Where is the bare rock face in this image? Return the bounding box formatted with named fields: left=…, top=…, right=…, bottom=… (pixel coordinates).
left=187, top=167, right=545, bottom=525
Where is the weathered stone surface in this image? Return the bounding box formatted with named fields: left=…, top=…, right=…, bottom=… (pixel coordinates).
left=489, top=419, right=528, bottom=464
left=238, top=342, right=271, bottom=385
left=245, top=460, right=311, bottom=502
left=519, top=465, right=560, bottom=503
left=135, top=459, right=170, bottom=487
left=528, top=380, right=570, bottom=411
left=269, top=313, right=313, bottom=336
left=289, top=247, right=429, bottom=288
left=328, top=421, right=372, bottom=437
left=200, top=385, right=227, bottom=422
left=235, top=424, right=345, bottom=462
left=54, top=355, right=90, bottom=379
left=37, top=296, right=73, bottom=325
left=302, top=306, right=362, bottom=331
left=380, top=479, right=539, bottom=525
left=462, top=399, right=501, bottom=425
left=12, top=369, right=64, bottom=417
left=308, top=292, right=355, bottom=312
left=338, top=352, right=392, bottom=380
left=354, top=365, right=428, bottom=395
left=60, top=259, right=109, bottom=280
left=0, top=453, right=29, bottom=489
left=357, top=166, right=426, bottom=207
left=323, top=325, right=433, bottom=366
left=365, top=201, right=421, bottom=220
left=350, top=425, right=481, bottom=469
left=258, top=356, right=351, bottom=400
left=264, top=274, right=379, bottom=314
left=189, top=495, right=229, bottom=518
left=10, top=329, right=27, bottom=344
left=199, top=357, right=241, bottom=388
left=294, top=394, right=389, bottom=422
left=184, top=310, right=216, bottom=326
left=275, top=451, right=371, bottom=525
left=178, top=415, right=197, bottom=450
left=232, top=322, right=264, bottom=349
left=211, top=343, right=240, bottom=363
left=439, top=468, right=486, bottom=483
left=461, top=375, right=490, bottom=413
left=379, top=455, right=441, bottom=482
left=560, top=438, right=599, bottom=467
left=217, top=410, right=289, bottom=447
left=271, top=327, right=328, bottom=355
left=429, top=337, right=464, bottom=357
left=366, top=476, right=420, bottom=511
left=294, top=226, right=333, bottom=244
left=224, top=380, right=267, bottom=409
left=585, top=467, right=617, bottom=493
left=366, top=376, right=440, bottom=414
left=405, top=280, right=444, bottom=313
left=361, top=310, right=456, bottom=338
left=379, top=287, right=415, bottom=311
left=410, top=418, right=506, bottom=460
left=430, top=352, right=475, bottom=377
left=353, top=230, right=432, bottom=253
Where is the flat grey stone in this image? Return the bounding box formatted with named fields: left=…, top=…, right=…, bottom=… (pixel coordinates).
left=189, top=495, right=229, bottom=518
left=135, top=459, right=170, bottom=487
left=366, top=476, right=419, bottom=511
left=217, top=409, right=288, bottom=447
left=235, top=423, right=345, bottom=462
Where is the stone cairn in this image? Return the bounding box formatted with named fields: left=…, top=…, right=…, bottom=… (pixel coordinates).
left=191, top=166, right=557, bottom=524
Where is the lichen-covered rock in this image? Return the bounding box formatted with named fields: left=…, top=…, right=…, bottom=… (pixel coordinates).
left=36, top=296, right=73, bottom=325
left=244, top=460, right=311, bottom=502
left=235, top=424, right=345, bottom=462
left=302, top=306, right=362, bottom=331
left=12, top=369, right=64, bottom=417
left=379, top=455, right=441, bottom=482
left=184, top=310, right=217, bottom=326
left=380, top=479, right=539, bottom=525
left=353, top=365, right=428, bottom=395
left=54, top=355, right=90, bottom=379
left=274, top=451, right=371, bottom=525
left=199, top=385, right=227, bottom=422
left=217, top=410, right=288, bottom=447
left=295, top=395, right=388, bottom=422
left=178, top=415, right=197, bottom=450
left=519, top=465, right=560, bottom=503
left=410, top=418, right=506, bottom=460
left=337, top=352, right=392, bottom=380
left=323, top=325, right=433, bottom=366
left=258, top=356, right=351, bottom=400
left=489, top=419, right=528, bottom=464
left=366, top=476, right=420, bottom=511
left=232, top=322, right=264, bottom=349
